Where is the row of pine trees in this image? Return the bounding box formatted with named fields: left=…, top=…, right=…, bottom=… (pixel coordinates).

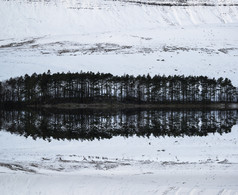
left=0, top=70, right=237, bottom=105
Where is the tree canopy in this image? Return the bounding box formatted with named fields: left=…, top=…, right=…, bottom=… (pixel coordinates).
left=0, top=71, right=237, bottom=106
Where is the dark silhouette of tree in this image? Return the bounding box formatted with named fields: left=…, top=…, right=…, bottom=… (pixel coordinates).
left=0, top=71, right=237, bottom=106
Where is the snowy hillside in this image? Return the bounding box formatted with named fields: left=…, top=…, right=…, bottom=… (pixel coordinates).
left=0, top=0, right=238, bottom=85
left=1, top=0, right=238, bottom=38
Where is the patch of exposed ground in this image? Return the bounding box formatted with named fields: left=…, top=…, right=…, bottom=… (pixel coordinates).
left=0, top=155, right=235, bottom=173
left=0, top=36, right=238, bottom=56
left=34, top=43, right=238, bottom=55
left=0, top=162, right=36, bottom=173
left=110, top=0, right=238, bottom=7
left=1, top=38, right=237, bottom=56
left=0, top=39, right=35, bottom=48
left=0, top=38, right=43, bottom=49
left=0, top=37, right=238, bottom=56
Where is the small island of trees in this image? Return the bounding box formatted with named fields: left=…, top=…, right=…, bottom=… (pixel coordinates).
left=0, top=71, right=237, bottom=108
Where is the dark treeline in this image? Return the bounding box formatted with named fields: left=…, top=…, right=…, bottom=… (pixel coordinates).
left=0, top=70, right=237, bottom=106
left=0, top=109, right=237, bottom=141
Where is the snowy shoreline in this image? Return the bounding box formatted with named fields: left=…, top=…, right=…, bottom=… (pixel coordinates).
left=0, top=125, right=238, bottom=194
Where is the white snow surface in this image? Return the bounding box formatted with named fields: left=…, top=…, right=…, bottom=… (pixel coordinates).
left=0, top=0, right=238, bottom=194
left=0, top=125, right=238, bottom=194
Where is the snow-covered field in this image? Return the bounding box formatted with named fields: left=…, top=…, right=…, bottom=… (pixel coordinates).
left=0, top=125, right=238, bottom=195
left=0, top=0, right=238, bottom=85
left=0, top=0, right=238, bottom=194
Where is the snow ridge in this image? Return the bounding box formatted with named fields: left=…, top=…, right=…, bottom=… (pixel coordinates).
left=1, top=0, right=238, bottom=39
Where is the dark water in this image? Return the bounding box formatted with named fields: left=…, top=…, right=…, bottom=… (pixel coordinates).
left=0, top=109, right=237, bottom=141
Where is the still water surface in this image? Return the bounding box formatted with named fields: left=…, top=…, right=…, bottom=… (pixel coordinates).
left=0, top=109, right=237, bottom=141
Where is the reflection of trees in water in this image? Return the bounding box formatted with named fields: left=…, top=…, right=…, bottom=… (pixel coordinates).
left=0, top=109, right=237, bottom=141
